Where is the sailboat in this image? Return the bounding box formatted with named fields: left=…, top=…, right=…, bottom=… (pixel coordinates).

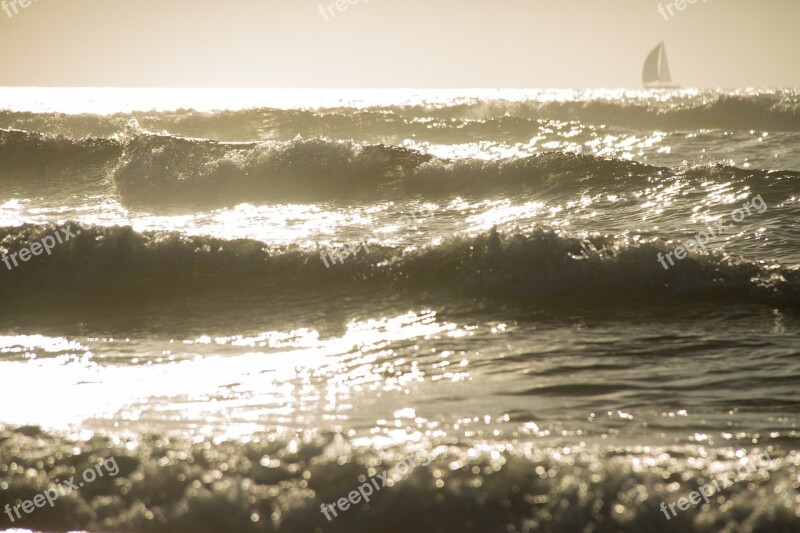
left=643, top=42, right=680, bottom=89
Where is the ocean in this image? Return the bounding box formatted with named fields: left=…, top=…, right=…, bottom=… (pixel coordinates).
left=0, top=88, right=798, bottom=532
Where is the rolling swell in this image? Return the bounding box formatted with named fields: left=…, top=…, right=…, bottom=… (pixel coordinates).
left=0, top=129, right=122, bottom=198
left=0, top=128, right=121, bottom=168
left=1, top=224, right=798, bottom=312
left=1, top=94, right=800, bottom=141
left=404, top=94, right=800, bottom=132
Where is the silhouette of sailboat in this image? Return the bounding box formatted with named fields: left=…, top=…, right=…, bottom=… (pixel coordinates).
left=643, top=42, right=680, bottom=89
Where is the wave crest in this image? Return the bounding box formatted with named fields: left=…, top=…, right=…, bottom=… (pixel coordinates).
left=2, top=94, right=800, bottom=141
left=1, top=224, right=797, bottom=312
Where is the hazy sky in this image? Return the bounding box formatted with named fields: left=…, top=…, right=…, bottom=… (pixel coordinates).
left=0, top=0, right=797, bottom=88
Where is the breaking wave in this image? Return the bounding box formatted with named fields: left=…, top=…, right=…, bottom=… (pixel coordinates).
left=110, top=134, right=668, bottom=203
left=108, top=134, right=800, bottom=203
left=3, top=128, right=799, bottom=204
left=1, top=224, right=798, bottom=312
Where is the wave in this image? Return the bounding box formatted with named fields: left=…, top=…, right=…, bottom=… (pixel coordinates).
left=1, top=224, right=798, bottom=313
left=405, top=94, right=800, bottom=132
left=111, top=134, right=434, bottom=203
left=110, top=134, right=800, bottom=203
left=2, top=94, right=800, bottom=144
left=3, top=128, right=799, bottom=204
left=0, top=128, right=121, bottom=168
left=0, top=424, right=795, bottom=533
left=0, top=129, right=121, bottom=198
left=111, top=133, right=669, bottom=203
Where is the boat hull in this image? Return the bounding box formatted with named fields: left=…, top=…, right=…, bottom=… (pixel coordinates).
left=644, top=83, right=681, bottom=89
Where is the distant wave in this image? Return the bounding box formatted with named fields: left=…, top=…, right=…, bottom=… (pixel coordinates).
left=1, top=94, right=799, bottom=144
left=404, top=94, right=800, bottom=132
left=1, top=224, right=797, bottom=312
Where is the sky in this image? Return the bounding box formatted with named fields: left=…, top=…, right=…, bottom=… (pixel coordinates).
left=0, top=0, right=797, bottom=88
